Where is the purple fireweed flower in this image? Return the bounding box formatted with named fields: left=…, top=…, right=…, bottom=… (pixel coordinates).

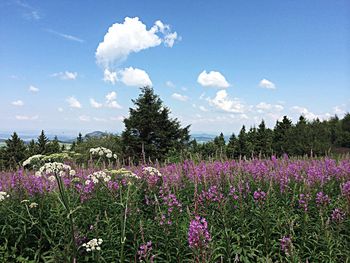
left=138, top=241, right=154, bottom=262
left=280, top=236, right=292, bottom=256
left=298, top=193, right=311, bottom=212
left=198, top=185, right=224, bottom=205
left=253, top=189, right=267, bottom=203
left=188, top=216, right=211, bottom=249
left=315, top=191, right=330, bottom=207
left=341, top=181, right=350, bottom=198
left=331, top=208, right=345, bottom=223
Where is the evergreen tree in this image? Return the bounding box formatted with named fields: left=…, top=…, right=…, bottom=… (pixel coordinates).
left=47, top=136, right=61, bottom=154
left=273, top=116, right=293, bottom=155
left=77, top=133, right=84, bottom=144
left=37, top=130, right=49, bottom=154
left=27, top=139, right=38, bottom=156
left=4, top=132, right=27, bottom=168
left=226, top=133, right=237, bottom=158
left=121, top=87, right=190, bottom=162
left=246, top=127, right=257, bottom=156
left=256, top=120, right=273, bottom=156
left=237, top=125, right=249, bottom=157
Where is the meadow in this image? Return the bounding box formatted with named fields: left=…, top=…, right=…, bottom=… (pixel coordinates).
left=0, top=150, right=350, bottom=262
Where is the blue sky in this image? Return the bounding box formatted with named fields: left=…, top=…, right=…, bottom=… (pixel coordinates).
left=0, top=0, right=349, bottom=136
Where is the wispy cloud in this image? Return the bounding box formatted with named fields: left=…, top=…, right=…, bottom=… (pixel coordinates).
left=46, top=29, right=84, bottom=43
left=14, top=0, right=41, bottom=20
left=51, top=71, right=78, bottom=80
left=15, top=115, right=38, bottom=120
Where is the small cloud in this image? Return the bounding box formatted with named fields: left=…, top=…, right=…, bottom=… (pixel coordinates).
left=93, top=117, right=108, bottom=122
left=28, top=85, right=39, bottom=93
left=118, top=67, right=152, bottom=87
left=58, top=107, right=64, bottom=112
left=165, top=81, right=175, bottom=88
left=90, top=98, right=103, bottom=109
left=105, top=91, right=122, bottom=109
left=259, top=79, right=276, bottom=89
left=15, top=115, right=38, bottom=120
left=46, top=29, right=84, bottom=43
left=197, top=70, right=230, bottom=88
left=79, top=115, right=90, bottom=122
left=103, top=69, right=118, bottom=84
left=66, top=96, right=82, bottom=108
left=12, top=100, right=24, bottom=106
left=110, top=116, right=124, bottom=121
left=208, top=90, right=246, bottom=113
left=52, top=71, right=78, bottom=80
left=15, top=0, right=41, bottom=20
left=199, top=106, right=208, bottom=112
left=171, top=93, right=188, bottom=102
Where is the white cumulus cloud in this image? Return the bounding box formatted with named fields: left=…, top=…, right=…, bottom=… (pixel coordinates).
left=208, top=90, right=246, bottom=113
left=28, top=85, right=39, bottom=93
left=259, top=79, right=276, bottom=89
left=90, top=98, right=103, bottom=109
left=197, top=70, right=230, bottom=88
left=12, top=100, right=24, bottom=106
left=103, top=69, right=118, bottom=84
left=118, top=67, right=152, bottom=87
left=171, top=93, right=188, bottom=102
left=105, top=91, right=122, bottom=109
left=66, top=96, right=82, bottom=108
left=95, top=17, right=179, bottom=68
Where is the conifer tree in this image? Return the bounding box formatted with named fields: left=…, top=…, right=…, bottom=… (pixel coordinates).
left=37, top=130, right=49, bottom=154
left=122, top=87, right=190, bottom=162
left=4, top=132, right=26, bottom=168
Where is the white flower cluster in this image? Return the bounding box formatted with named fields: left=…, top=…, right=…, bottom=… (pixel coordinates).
left=82, top=238, right=103, bottom=252
left=85, top=171, right=111, bottom=185
left=89, top=147, right=117, bottom=159
left=143, top=167, right=162, bottom=177
left=0, top=191, right=9, bottom=202
left=23, top=154, right=44, bottom=167
left=29, top=202, right=38, bottom=208
left=36, top=162, right=75, bottom=177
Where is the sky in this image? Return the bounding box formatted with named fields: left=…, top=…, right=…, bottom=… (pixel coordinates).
left=0, top=0, right=349, bottom=136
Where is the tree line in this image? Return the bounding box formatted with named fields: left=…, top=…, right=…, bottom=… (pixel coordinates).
left=0, top=87, right=349, bottom=169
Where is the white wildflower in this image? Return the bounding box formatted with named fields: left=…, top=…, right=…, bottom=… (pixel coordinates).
left=86, top=171, right=111, bottom=185
left=29, top=202, right=38, bottom=208
left=113, top=154, right=117, bottom=159
left=0, top=191, right=10, bottom=202
left=89, top=147, right=113, bottom=158
left=143, top=167, right=162, bottom=177
left=69, top=170, right=76, bottom=176
left=82, top=238, right=103, bottom=252
left=48, top=175, right=56, bottom=182
left=22, top=154, right=44, bottom=167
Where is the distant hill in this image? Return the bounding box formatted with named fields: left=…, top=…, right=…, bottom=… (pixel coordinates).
left=191, top=133, right=230, bottom=144
left=85, top=131, right=109, bottom=139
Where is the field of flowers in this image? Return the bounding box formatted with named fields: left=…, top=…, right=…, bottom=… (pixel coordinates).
left=0, top=149, right=350, bottom=262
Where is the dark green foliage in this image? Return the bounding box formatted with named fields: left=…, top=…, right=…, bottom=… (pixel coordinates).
left=46, top=136, right=61, bottom=154
left=121, top=87, right=190, bottom=162
left=273, top=116, right=293, bottom=155
left=37, top=130, right=49, bottom=154
left=2, top=132, right=27, bottom=169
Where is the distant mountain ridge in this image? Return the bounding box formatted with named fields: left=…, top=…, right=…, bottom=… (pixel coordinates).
left=0, top=131, right=227, bottom=144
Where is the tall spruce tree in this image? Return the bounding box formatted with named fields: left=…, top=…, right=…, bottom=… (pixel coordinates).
left=226, top=133, right=238, bottom=158
left=37, top=130, right=49, bottom=154
left=273, top=116, right=293, bottom=155
left=237, top=125, right=249, bottom=157
left=121, top=87, right=190, bottom=162
left=4, top=132, right=26, bottom=168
